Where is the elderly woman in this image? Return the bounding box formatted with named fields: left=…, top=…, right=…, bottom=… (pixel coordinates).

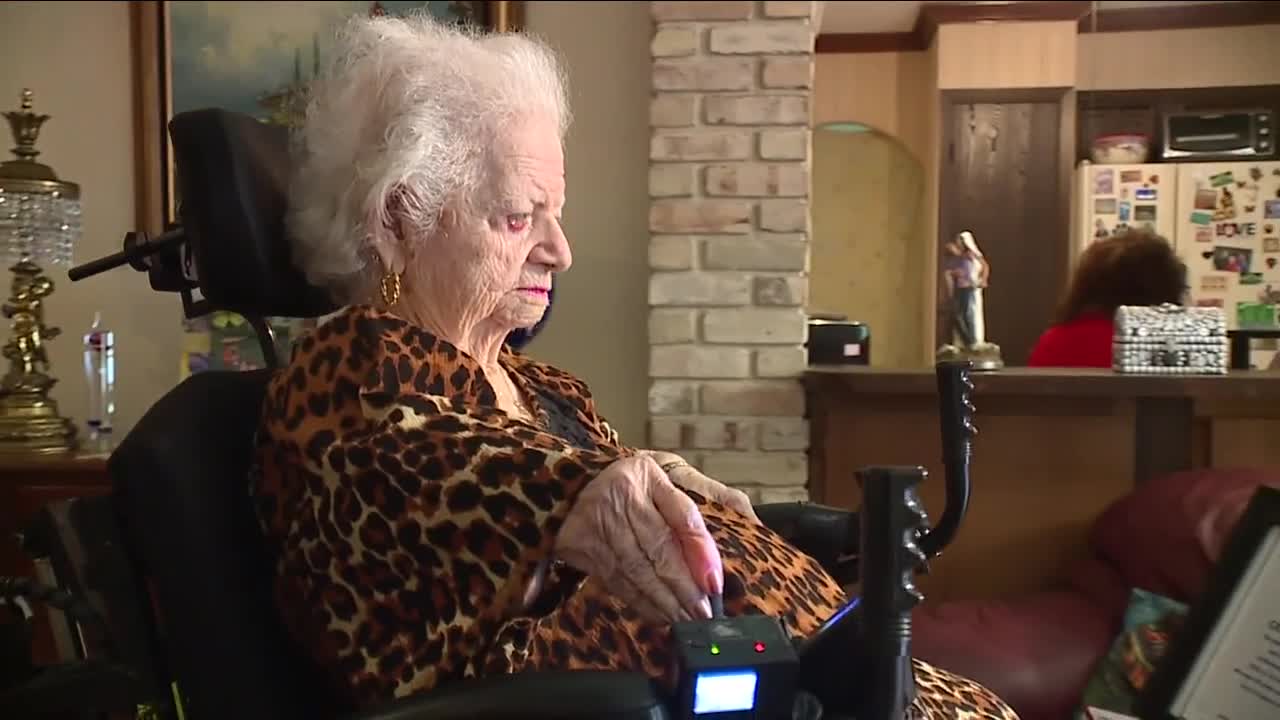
left=250, top=13, right=1018, bottom=720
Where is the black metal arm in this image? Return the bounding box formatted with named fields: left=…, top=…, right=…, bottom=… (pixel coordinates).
left=920, top=361, right=976, bottom=559
left=68, top=228, right=282, bottom=369
left=855, top=360, right=977, bottom=720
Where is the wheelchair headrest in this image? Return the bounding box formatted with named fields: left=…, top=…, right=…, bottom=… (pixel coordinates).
left=168, top=108, right=338, bottom=319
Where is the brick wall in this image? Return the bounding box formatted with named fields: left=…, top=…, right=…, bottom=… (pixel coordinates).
left=647, top=1, right=818, bottom=503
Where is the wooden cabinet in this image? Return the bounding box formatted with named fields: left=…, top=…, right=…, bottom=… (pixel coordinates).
left=0, top=452, right=111, bottom=665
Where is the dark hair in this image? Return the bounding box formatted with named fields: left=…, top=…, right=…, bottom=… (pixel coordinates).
left=1053, top=228, right=1187, bottom=325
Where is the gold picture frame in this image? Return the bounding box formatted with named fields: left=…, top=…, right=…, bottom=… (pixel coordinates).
left=129, top=0, right=525, bottom=235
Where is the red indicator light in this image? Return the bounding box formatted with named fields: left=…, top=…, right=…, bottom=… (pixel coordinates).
left=754, top=642, right=766, bottom=653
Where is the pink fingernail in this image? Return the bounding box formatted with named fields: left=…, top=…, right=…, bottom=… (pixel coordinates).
left=697, top=597, right=712, bottom=619
left=705, top=570, right=723, bottom=596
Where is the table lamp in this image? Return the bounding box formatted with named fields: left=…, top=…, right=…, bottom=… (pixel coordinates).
left=0, top=89, right=81, bottom=454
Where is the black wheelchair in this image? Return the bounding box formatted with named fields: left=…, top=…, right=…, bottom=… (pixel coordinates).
left=0, top=109, right=979, bottom=720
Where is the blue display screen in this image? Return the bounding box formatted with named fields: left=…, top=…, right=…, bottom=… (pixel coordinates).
left=693, top=670, right=759, bottom=714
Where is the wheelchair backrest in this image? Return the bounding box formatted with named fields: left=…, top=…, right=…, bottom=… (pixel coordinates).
left=107, top=368, right=338, bottom=719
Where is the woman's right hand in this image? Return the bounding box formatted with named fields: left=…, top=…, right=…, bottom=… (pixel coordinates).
left=554, top=454, right=723, bottom=624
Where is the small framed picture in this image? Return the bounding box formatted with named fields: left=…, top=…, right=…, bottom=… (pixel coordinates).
left=1135, top=486, right=1280, bottom=720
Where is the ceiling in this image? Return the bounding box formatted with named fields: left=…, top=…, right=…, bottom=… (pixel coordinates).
left=818, top=0, right=1243, bottom=34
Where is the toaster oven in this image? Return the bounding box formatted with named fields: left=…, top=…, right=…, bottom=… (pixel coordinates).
left=1161, top=109, right=1274, bottom=161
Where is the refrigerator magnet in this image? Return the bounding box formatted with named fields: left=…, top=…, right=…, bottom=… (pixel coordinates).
left=1264, top=200, right=1280, bottom=220
left=1190, top=211, right=1213, bottom=226
left=1120, top=170, right=1142, bottom=184
left=1195, top=189, right=1218, bottom=210
left=1214, top=188, right=1237, bottom=221
left=1251, top=166, right=1264, bottom=182
left=1263, top=238, right=1279, bottom=253
left=1195, top=228, right=1213, bottom=244
left=1215, top=222, right=1256, bottom=239
left=1201, top=275, right=1228, bottom=293
left=1212, top=246, right=1251, bottom=274
left=1268, top=258, right=1278, bottom=270
left=1135, top=205, right=1157, bottom=222
left=1095, top=197, right=1118, bottom=214
left=1135, top=187, right=1157, bottom=202
left=1210, top=171, right=1235, bottom=188
left=1119, top=201, right=1132, bottom=222
left=1241, top=272, right=1263, bottom=285
left=1093, top=169, right=1114, bottom=195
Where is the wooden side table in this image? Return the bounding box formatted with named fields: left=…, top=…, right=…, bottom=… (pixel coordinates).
left=0, top=451, right=112, bottom=665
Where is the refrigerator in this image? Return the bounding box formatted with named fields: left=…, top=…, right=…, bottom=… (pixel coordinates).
left=1073, top=159, right=1280, bottom=369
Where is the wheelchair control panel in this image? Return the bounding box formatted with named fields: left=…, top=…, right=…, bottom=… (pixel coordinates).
left=672, top=614, right=799, bottom=720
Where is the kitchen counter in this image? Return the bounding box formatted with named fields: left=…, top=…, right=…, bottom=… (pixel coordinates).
left=804, top=365, right=1280, bottom=603
left=806, top=365, right=1280, bottom=401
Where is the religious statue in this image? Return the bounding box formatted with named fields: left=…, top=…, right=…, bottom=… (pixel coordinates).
left=936, top=230, right=1004, bottom=370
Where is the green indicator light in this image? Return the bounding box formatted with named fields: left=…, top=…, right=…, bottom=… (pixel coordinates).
left=710, top=644, right=720, bottom=655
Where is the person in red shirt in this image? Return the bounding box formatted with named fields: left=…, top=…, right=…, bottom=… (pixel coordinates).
left=1029, top=229, right=1188, bottom=368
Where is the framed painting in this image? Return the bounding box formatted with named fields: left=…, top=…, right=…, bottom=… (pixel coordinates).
left=129, top=1, right=523, bottom=379
left=130, top=0, right=524, bottom=236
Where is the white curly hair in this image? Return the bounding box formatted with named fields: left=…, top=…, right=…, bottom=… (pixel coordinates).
left=285, top=12, right=572, bottom=304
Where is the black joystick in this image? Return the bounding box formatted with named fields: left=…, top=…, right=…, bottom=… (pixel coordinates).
left=794, top=361, right=977, bottom=720
left=852, top=465, right=931, bottom=719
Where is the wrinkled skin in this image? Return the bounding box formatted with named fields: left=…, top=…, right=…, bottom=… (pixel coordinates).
left=644, top=450, right=760, bottom=526
left=371, top=115, right=570, bottom=369
left=555, top=454, right=722, bottom=623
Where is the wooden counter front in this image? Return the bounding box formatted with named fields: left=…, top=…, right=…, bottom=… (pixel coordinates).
left=804, top=367, right=1280, bottom=604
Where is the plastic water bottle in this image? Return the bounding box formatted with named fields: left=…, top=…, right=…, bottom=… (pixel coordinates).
left=83, top=312, right=116, bottom=453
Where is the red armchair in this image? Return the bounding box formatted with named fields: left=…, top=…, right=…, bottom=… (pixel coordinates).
left=910, top=466, right=1280, bottom=720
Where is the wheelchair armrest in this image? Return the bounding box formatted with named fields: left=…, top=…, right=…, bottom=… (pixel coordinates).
left=756, top=502, right=858, bottom=575
left=341, top=670, right=669, bottom=720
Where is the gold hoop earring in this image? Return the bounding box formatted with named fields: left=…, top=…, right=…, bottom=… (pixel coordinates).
left=380, top=271, right=402, bottom=306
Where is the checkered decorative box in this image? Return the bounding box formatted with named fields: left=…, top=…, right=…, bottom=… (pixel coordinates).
left=1112, top=303, right=1228, bottom=375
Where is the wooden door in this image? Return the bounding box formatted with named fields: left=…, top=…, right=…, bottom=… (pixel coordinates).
left=939, top=100, right=1065, bottom=366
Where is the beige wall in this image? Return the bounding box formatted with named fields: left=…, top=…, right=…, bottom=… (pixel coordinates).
left=810, top=129, right=924, bottom=369
left=0, top=1, right=652, bottom=444
left=522, top=2, right=651, bottom=445
left=813, top=50, right=935, bottom=365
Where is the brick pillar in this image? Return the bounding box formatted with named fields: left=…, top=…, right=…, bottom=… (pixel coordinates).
left=647, top=1, right=818, bottom=504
